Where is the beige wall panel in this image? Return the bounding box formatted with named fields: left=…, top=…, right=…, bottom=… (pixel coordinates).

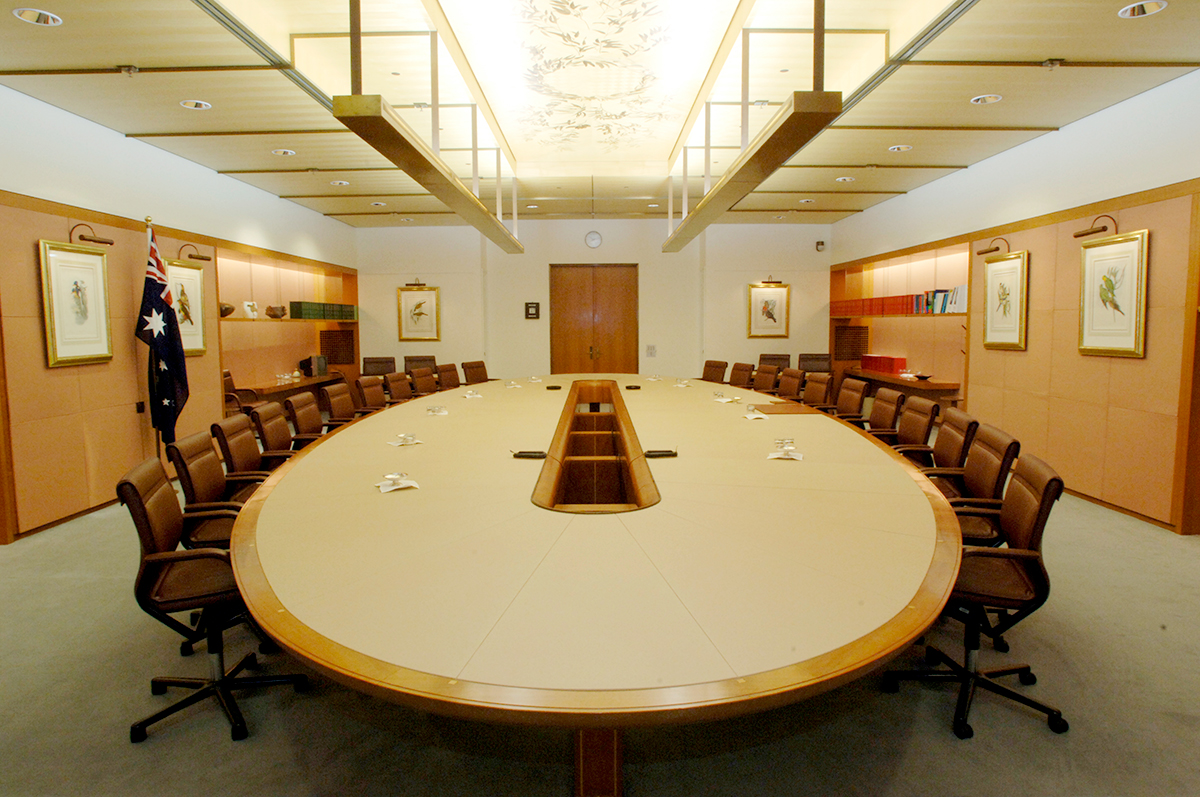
left=11, top=414, right=89, bottom=533
left=250, top=257, right=281, bottom=309
left=969, top=247, right=986, bottom=313
left=1046, top=397, right=1108, bottom=500
left=1010, top=226, right=1058, bottom=313
left=932, top=315, right=966, bottom=383
left=868, top=317, right=909, bottom=359
left=1108, top=308, right=1185, bottom=418
left=1048, top=308, right=1111, bottom=404
left=967, top=313, right=1005, bottom=389
left=1003, top=310, right=1053, bottom=396
left=0, top=208, right=64, bottom=314
left=934, top=247, right=969, bottom=290
left=77, top=331, right=140, bottom=411
left=1053, top=216, right=1089, bottom=311
left=82, top=404, right=145, bottom=507
left=909, top=254, right=936, bottom=295
left=907, top=317, right=937, bottom=375
left=216, top=253, right=252, bottom=316
left=174, top=386, right=223, bottom=444
left=1, top=315, right=82, bottom=423
left=1103, top=407, right=1176, bottom=522
left=1119, top=196, right=1191, bottom=309
left=966, top=383, right=1004, bottom=425
left=78, top=220, right=141, bottom=322
left=1001, top=389, right=1049, bottom=458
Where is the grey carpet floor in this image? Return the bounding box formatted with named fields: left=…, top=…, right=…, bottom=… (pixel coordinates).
left=2, top=492, right=1198, bottom=797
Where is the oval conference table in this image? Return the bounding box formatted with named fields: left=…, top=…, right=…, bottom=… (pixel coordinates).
left=232, top=374, right=961, bottom=795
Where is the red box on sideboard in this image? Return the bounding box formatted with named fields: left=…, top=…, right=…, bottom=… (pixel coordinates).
left=861, top=354, right=907, bottom=374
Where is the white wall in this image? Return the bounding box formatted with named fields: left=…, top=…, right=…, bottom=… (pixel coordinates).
left=0, top=85, right=357, bottom=268
left=832, top=69, right=1200, bottom=264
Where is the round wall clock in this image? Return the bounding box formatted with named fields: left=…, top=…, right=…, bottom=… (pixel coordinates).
left=585, top=231, right=602, bottom=249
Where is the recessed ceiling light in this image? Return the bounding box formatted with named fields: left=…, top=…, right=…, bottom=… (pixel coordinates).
left=330, top=180, right=350, bottom=186
left=370, top=201, right=387, bottom=207
left=797, top=199, right=815, bottom=204
left=13, top=8, right=62, bottom=25
left=888, top=144, right=913, bottom=152
left=179, top=100, right=211, bottom=110
left=1119, top=2, right=1167, bottom=17
left=271, top=148, right=296, bottom=156
left=836, top=176, right=856, bottom=183
left=779, top=68, right=789, bottom=73
left=970, top=94, right=1003, bottom=105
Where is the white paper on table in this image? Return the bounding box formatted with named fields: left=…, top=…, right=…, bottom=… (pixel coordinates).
left=506, top=383, right=522, bottom=389
left=743, top=411, right=768, bottom=420
left=767, top=451, right=803, bottom=461
left=387, top=437, right=423, bottom=447
left=673, top=381, right=691, bottom=388
left=375, top=479, right=420, bottom=492
left=715, top=397, right=741, bottom=404
left=464, top=391, right=482, bottom=399
left=528, top=377, right=542, bottom=382
left=645, top=377, right=662, bottom=382
left=428, top=407, right=449, bottom=415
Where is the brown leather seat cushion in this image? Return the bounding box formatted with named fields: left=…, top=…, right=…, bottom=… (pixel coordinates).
left=952, top=556, right=1037, bottom=609
left=149, top=558, right=240, bottom=613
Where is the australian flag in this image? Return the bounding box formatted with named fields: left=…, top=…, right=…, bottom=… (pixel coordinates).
left=136, top=227, right=189, bottom=443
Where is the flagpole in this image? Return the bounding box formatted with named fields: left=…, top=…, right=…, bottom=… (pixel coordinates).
left=146, top=217, right=163, bottom=461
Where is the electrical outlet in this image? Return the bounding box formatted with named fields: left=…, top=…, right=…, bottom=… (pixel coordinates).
left=135, top=401, right=145, bottom=414
left=646, top=345, right=657, bottom=357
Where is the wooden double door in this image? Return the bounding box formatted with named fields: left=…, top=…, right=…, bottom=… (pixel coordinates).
left=549, top=264, right=638, bottom=374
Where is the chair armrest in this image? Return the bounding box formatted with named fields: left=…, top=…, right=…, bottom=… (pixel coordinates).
left=232, top=388, right=260, bottom=402
left=144, top=548, right=231, bottom=565
left=961, top=546, right=1040, bottom=561
left=182, top=508, right=241, bottom=522
left=869, top=428, right=898, bottom=441
left=184, top=501, right=244, bottom=513
left=952, top=505, right=1002, bottom=520
left=838, top=413, right=866, bottom=426
left=948, top=496, right=1003, bottom=509
left=261, top=449, right=294, bottom=459
left=921, top=466, right=965, bottom=478
left=226, top=471, right=271, bottom=483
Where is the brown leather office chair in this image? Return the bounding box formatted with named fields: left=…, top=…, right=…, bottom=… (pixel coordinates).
left=323, top=382, right=374, bottom=423
left=437, top=363, right=461, bottom=391
left=728, top=362, right=753, bottom=389
left=222, top=370, right=267, bottom=418
left=411, top=367, right=439, bottom=396
left=800, top=372, right=832, bottom=406
left=812, top=377, right=868, bottom=417
left=758, top=353, right=791, bottom=371
left=894, top=407, right=978, bottom=469
left=922, top=423, right=1020, bottom=507
left=212, top=414, right=292, bottom=474
left=251, top=401, right=320, bottom=452
left=882, top=454, right=1068, bottom=739
left=462, top=360, right=490, bottom=384
left=117, top=458, right=308, bottom=742
left=284, top=391, right=346, bottom=439
left=846, top=387, right=905, bottom=432
left=355, top=376, right=391, bottom=411
left=166, top=431, right=264, bottom=511
left=361, top=356, right=396, bottom=376
left=404, top=355, right=437, bottom=379
left=752, top=364, right=779, bottom=393
left=771, top=368, right=805, bottom=401
left=383, top=372, right=414, bottom=403
left=701, top=360, right=728, bottom=383
left=871, top=395, right=938, bottom=446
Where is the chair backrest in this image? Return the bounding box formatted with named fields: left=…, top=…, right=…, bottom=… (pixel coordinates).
left=999, top=453, right=1064, bottom=553
left=776, top=368, right=804, bottom=397
left=701, top=360, right=727, bottom=383
left=411, top=367, right=438, bottom=395
left=933, top=408, right=979, bottom=468
left=285, top=392, right=324, bottom=436
left=384, top=372, right=414, bottom=400
left=404, top=355, right=437, bottom=378
left=362, top=356, right=396, bottom=376
left=166, top=431, right=230, bottom=505
left=728, top=362, right=753, bottom=388
left=356, top=376, right=387, bottom=408
left=835, top=378, right=869, bottom=415
left=868, top=388, right=905, bottom=430
left=118, top=457, right=185, bottom=558
left=251, top=402, right=293, bottom=452
left=462, top=360, right=489, bottom=384
left=437, top=363, right=461, bottom=390
left=796, top=353, right=831, bottom=373
left=802, top=372, right=832, bottom=405
left=893, top=396, right=939, bottom=446
left=758, top=353, right=791, bottom=371
left=222, top=370, right=235, bottom=393
left=211, top=414, right=264, bottom=473
left=752, top=364, right=779, bottom=392
left=960, top=424, right=1021, bottom=501
left=322, top=382, right=358, bottom=421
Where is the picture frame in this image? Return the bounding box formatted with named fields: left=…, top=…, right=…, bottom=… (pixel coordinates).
left=748, top=282, right=789, bottom=338
left=1079, top=230, right=1148, bottom=358
left=165, top=260, right=206, bottom=356
left=983, top=250, right=1029, bottom=351
left=398, top=285, right=440, bottom=341
left=525, top=301, right=540, bottom=320
left=38, top=240, right=113, bottom=367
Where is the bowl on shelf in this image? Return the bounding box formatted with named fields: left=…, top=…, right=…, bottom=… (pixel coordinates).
left=914, top=374, right=932, bottom=380
left=265, top=305, right=288, bottom=319
left=218, top=302, right=235, bottom=318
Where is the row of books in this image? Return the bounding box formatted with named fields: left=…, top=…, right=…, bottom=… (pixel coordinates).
left=289, top=301, right=359, bottom=320
left=829, top=284, right=968, bottom=317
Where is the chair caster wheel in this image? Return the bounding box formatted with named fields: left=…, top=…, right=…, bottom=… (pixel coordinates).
left=231, top=724, right=248, bottom=741
left=150, top=681, right=168, bottom=696
left=1019, top=670, right=1037, bottom=686
left=294, top=675, right=311, bottom=694
left=1048, top=714, right=1069, bottom=734
left=130, top=725, right=147, bottom=743
left=880, top=674, right=899, bottom=693
left=953, top=721, right=974, bottom=740
left=180, top=641, right=193, bottom=657
left=992, top=637, right=1010, bottom=653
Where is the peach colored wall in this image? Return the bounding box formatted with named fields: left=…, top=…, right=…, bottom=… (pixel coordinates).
left=967, top=196, right=1191, bottom=523
left=0, top=203, right=222, bottom=534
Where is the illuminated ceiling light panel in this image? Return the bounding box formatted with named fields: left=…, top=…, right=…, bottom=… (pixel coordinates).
left=435, top=0, right=743, bottom=173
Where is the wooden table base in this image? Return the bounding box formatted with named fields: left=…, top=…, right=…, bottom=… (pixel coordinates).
left=576, top=728, right=622, bottom=797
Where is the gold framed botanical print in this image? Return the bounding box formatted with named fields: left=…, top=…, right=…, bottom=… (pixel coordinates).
left=1079, top=230, right=1148, bottom=358
left=165, top=260, right=206, bottom=356
left=38, top=240, right=113, bottom=367
left=748, top=282, right=789, bottom=338
left=983, top=250, right=1029, bottom=351
left=398, top=285, right=440, bottom=341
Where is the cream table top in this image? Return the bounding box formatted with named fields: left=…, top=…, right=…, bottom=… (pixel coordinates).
left=232, top=375, right=960, bottom=726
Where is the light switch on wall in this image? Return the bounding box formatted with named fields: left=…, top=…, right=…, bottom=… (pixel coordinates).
left=646, top=345, right=657, bottom=357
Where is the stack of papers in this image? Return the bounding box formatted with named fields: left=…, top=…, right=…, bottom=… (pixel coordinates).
left=767, top=451, right=804, bottom=461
